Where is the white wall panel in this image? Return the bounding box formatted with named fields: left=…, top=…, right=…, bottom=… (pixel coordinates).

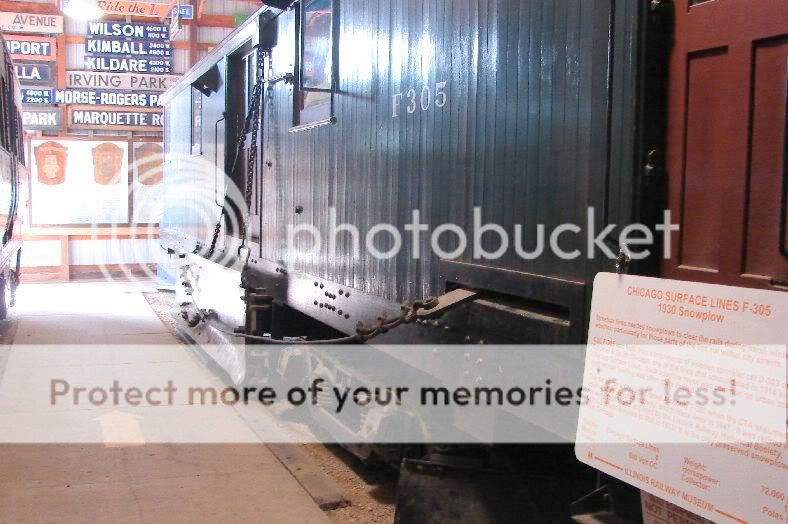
left=69, top=238, right=159, bottom=265
left=21, top=240, right=61, bottom=267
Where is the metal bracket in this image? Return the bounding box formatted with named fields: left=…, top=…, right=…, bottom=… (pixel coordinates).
left=416, top=288, right=478, bottom=319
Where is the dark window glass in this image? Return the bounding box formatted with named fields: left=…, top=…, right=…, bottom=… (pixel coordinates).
left=295, top=0, right=334, bottom=127
left=301, top=0, right=333, bottom=90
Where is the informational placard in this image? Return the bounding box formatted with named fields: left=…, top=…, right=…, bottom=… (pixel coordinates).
left=131, top=142, right=163, bottom=224
left=22, top=107, right=62, bottom=131
left=54, top=89, right=162, bottom=108
left=85, top=56, right=172, bottom=74
left=641, top=492, right=712, bottom=524
left=67, top=70, right=178, bottom=92
left=15, top=62, right=54, bottom=86
left=86, top=38, right=171, bottom=57
left=68, top=106, right=163, bottom=131
left=30, top=139, right=129, bottom=225
left=576, top=273, right=787, bottom=524
left=21, top=88, right=53, bottom=105
left=0, top=12, right=63, bottom=34
left=4, top=35, right=56, bottom=61
left=87, top=21, right=169, bottom=40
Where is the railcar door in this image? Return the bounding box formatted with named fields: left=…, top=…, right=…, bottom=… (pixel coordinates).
left=663, top=0, right=787, bottom=290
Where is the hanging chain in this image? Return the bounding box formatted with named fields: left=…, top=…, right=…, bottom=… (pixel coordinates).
left=201, top=44, right=268, bottom=259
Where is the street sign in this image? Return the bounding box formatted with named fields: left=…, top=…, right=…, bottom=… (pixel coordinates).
left=54, top=89, right=163, bottom=108
left=87, top=21, right=169, bottom=40
left=85, top=56, right=173, bottom=74
left=22, top=106, right=62, bottom=131
left=0, top=12, right=63, bottom=34
left=21, top=88, right=53, bottom=105
left=15, top=62, right=54, bottom=86
left=66, top=71, right=179, bottom=92
left=4, top=35, right=57, bottom=61
left=68, top=106, right=163, bottom=131
left=85, top=38, right=172, bottom=57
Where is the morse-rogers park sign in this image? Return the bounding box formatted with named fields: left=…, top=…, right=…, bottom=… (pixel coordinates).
left=68, top=106, right=163, bottom=131
left=66, top=70, right=179, bottom=92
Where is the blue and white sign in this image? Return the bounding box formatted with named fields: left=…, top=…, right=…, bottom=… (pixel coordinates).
left=53, top=89, right=162, bottom=108
left=173, top=4, right=193, bottom=20
left=85, top=56, right=173, bottom=74
left=15, top=63, right=53, bottom=85
left=86, top=38, right=172, bottom=57
left=21, top=88, right=53, bottom=105
left=87, top=21, right=169, bottom=41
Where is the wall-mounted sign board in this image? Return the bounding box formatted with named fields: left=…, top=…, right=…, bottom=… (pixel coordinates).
left=15, top=62, right=54, bottom=86
left=173, top=4, right=193, bottom=20
left=68, top=106, right=163, bottom=131
left=0, top=12, right=63, bottom=34
left=66, top=70, right=179, bottom=92
left=85, top=56, right=173, bottom=74
left=87, top=21, right=169, bottom=40
left=92, top=1, right=170, bottom=18
left=22, top=106, right=62, bottom=131
left=54, top=89, right=162, bottom=108
left=86, top=38, right=172, bottom=57
left=30, top=138, right=129, bottom=225
left=4, top=35, right=57, bottom=61
left=21, top=88, right=53, bottom=105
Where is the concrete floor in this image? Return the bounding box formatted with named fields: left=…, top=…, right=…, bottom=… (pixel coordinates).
left=0, top=281, right=329, bottom=523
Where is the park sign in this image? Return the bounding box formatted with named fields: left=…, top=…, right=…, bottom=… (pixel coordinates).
left=87, top=21, right=169, bottom=40
left=66, top=70, right=178, bottom=92
left=0, top=12, right=63, bottom=34
left=15, top=63, right=54, bottom=86
left=4, top=35, right=56, bottom=61
left=85, top=56, right=173, bottom=74
left=22, top=106, right=62, bottom=131
left=54, top=89, right=163, bottom=108
left=86, top=38, right=172, bottom=57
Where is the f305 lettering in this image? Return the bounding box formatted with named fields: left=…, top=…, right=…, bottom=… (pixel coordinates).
left=392, top=81, right=448, bottom=118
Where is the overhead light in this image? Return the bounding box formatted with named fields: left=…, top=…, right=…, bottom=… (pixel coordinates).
left=62, top=0, right=104, bottom=21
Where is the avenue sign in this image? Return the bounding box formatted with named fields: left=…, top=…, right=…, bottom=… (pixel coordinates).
left=0, top=12, right=63, bottom=34
left=66, top=70, right=179, bottom=92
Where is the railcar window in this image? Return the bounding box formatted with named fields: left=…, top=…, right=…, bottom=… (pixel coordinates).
left=295, top=0, right=335, bottom=127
